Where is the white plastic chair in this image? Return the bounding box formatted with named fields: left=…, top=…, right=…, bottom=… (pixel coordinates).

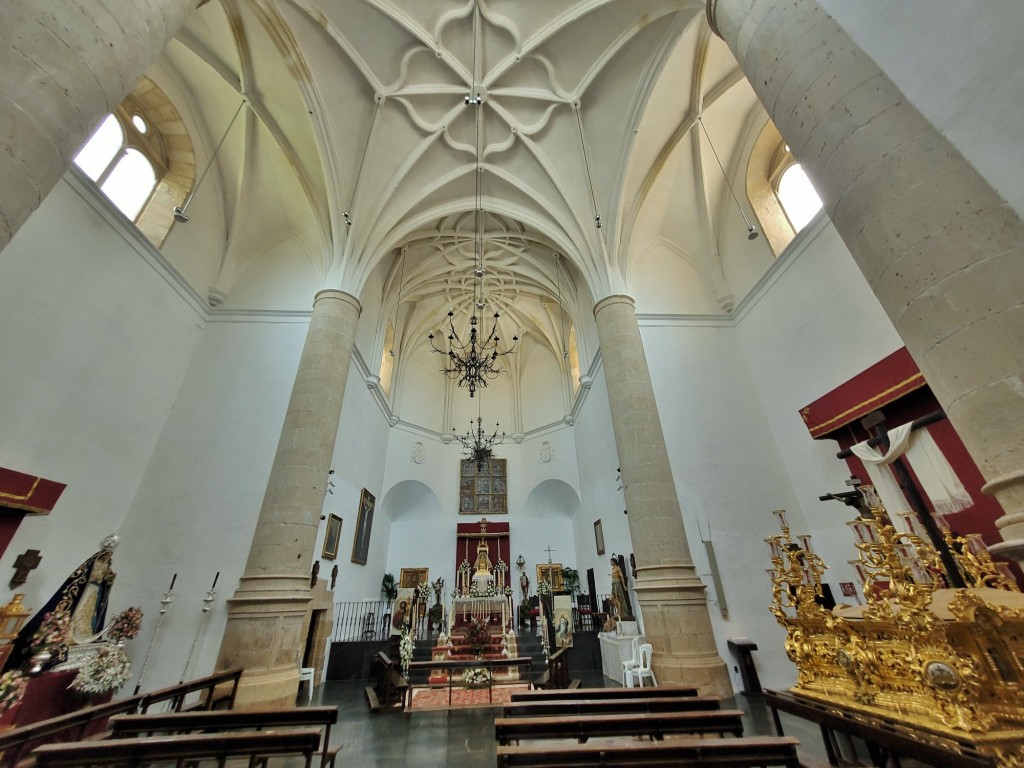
left=632, top=643, right=658, bottom=687
left=621, top=636, right=641, bottom=687
left=298, top=666, right=316, bottom=703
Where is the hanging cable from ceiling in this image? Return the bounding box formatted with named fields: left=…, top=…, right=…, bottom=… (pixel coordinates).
left=698, top=117, right=759, bottom=241
left=555, top=253, right=567, bottom=361
left=573, top=101, right=602, bottom=229
left=343, top=93, right=383, bottom=227
left=173, top=99, right=246, bottom=223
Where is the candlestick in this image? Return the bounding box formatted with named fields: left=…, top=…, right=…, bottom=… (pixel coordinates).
left=181, top=574, right=219, bottom=683
left=134, top=583, right=175, bottom=695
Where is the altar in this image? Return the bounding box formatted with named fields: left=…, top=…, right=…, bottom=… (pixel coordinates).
left=450, top=596, right=509, bottom=628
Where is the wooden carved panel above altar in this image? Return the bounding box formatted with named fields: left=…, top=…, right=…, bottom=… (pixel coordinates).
left=459, top=459, right=507, bottom=515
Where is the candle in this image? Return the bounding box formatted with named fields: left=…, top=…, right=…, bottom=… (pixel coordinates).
left=772, top=509, right=788, bottom=530
left=169, top=573, right=177, bottom=591
left=212, top=571, right=220, bottom=589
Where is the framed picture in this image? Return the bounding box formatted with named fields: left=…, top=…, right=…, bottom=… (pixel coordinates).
left=537, top=563, right=564, bottom=592
left=351, top=488, right=375, bottom=565
left=594, top=519, right=605, bottom=555
left=321, top=514, right=343, bottom=560
left=400, top=568, right=429, bottom=588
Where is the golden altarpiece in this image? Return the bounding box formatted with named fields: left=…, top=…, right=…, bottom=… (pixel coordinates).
left=767, top=490, right=1024, bottom=766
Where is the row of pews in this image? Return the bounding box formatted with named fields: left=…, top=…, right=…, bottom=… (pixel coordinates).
left=0, top=668, right=340, bottom=768
left=494, top=685, right=802, bottom=767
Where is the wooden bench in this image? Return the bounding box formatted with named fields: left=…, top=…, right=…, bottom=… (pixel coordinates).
left=503, top=695, right=722, bottom=719
left=496, top=736, right=802, bottom=767
left=511, top=685, right=699, bottom=702
left=138, top=666, right=243, bottom=713
left=108, top=705, right=339, bottom=768
left=534, top=646, right=572, bottom=690
left=31, top=729, right=323, bottom=768
left=495, top=708, right=745, bottom=745
left=0, top=697, right=144, bottom=768
left=367, top=652, right=409, bottom=712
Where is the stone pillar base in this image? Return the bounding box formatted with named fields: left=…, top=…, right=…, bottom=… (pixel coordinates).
left=634, top=564, right=732, bottom=697
left=216, top=574, right=313, bottom=708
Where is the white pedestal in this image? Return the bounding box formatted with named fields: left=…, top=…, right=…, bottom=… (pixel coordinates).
left=598, top=631, right=644, bottom=685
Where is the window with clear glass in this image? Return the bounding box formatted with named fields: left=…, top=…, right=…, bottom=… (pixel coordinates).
left=776, top=163, right=823, bottom=233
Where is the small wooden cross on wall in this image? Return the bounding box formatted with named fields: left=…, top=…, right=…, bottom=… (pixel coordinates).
left=544, top=545, right=555, bottom=564
left=10, top=549, right=42, bottom=588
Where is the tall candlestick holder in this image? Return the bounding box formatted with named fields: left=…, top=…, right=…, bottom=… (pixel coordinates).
left=181, top=571, right=219, bottom=683
left=134, top=573, right=176, bottom=695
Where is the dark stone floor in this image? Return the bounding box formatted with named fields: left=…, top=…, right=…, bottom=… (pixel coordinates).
left=307, top=671, right=842, bottom=768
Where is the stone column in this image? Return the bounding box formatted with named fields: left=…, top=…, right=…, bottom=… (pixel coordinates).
left=216, top=289, right=361, bottom=707
left=707, top=0, right=1024, bottom=562
left=0, top=0, right=206, bottom=253
left=593, top=294, right=731, bottom=695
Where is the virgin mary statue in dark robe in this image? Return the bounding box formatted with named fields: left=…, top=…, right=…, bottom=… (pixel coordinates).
left=3, top=535, right=118, bottom=672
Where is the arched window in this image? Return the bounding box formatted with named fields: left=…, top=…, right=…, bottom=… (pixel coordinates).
left=747, top=121, right=824, bottom=256
left=71, top=78, right=195, bottom=249
left=75, top=109, right=162, bottom=222
left=380, top=320, right=396, bottom=398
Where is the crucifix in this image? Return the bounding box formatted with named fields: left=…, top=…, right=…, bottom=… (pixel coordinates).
left=544, top=545, right=555, bottom=564
left=10, top=549, right=42, bottom=588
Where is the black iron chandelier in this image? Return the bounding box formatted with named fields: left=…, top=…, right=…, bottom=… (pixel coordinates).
left=427, top=17, right=517, bottom=397
left=455, top=414, right=505, bottom=470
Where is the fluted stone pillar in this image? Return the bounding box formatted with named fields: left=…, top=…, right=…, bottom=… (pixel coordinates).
left=0, top=0, right=206, bottom=253
left=216, top=289, right=361, bottom=707
left=594, top=295, right=731, bottom=695
left=708, top=0, right=1024, bottom=562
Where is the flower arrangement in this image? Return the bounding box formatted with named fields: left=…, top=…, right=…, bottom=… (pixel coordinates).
left=468, top=583, right=497, bottom=598
left=0, top=670, right=27, bottom=713
left=398, top=626, right=414, bottom=679
left=464, top=616, right=492, bottom=657
left=463, top=667, right=489, bottom=687
left=537, top=580, right=552, bottom=596
left=495, top=560, right=508, bottom=574
left=69, top=644, right=131, bottom=694
left=457, top=560, right=471, bottom=575
left=108, top=606, right=143, bottom=642
left=415, top=582, right=432, bottom=605
left=30, top=610, right=71, bottom=655
left=503, top=585, right=514, bottom=599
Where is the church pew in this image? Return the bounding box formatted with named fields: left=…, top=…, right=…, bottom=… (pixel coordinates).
left=494, top=708, right=746, bottom=745
left=107, top=706, right=339, bottom=768
left=0, top=697, right=144, bottom=768
left=137, top=666, right=243, bottom=713
left=502, top=695, right=722, bottom=719
left=31, top=729, right=323, bottom=768
left=495, top=736, right=802, bottom=768
left=512, top=685, right=700, bottom=702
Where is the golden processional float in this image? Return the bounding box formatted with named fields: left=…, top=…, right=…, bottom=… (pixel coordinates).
left=767, top=488, right=1024, bottom=766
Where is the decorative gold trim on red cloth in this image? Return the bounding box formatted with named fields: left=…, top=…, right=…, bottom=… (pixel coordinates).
left=0, top=467, right=66, bottom=515
left=800, top=348, right=926, bottom=439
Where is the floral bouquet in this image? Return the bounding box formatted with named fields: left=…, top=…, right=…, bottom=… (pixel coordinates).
left=0, top=670, right=27, bottom=713
left=69, top=644, right=131, bottom=694
left=30, top=611, right=71, bottom=655
left=503, top=585, right=514, bottom=599
left=415, top=582, right=432, bottom=605
left=464, top=616, right=492, bottom=657
left=463, top=667, right=489, bottom=687
left=108, top=606, right=143, bottom=642
left=537, top=580, right=552, bottom=596
left=398, top=626, right=414, bottom=679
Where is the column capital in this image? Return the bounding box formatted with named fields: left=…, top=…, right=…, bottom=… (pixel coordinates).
left=705, top=0, right=722, bottom=37
left=593, top=294, right=636, bottom=318
left=313, top=289, right=361, bottom=316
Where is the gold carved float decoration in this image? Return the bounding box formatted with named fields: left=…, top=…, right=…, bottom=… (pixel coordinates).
left=767, top=494, right=1024, bottom=766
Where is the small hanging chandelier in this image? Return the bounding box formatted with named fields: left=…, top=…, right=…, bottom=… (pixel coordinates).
left=455, top=413, right=505, bottom=471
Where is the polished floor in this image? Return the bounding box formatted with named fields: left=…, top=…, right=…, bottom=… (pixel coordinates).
left=308, top=672, right=843, bottom=768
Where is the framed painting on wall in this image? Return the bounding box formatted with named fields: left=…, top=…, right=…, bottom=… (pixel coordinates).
left=351, top=488, right=375, bottom=565
left=537, top=563, right=564, bottom=592
left=321, top=514, right=343, bottom=560
left=399, top=568, right=429, bottom=588
left=594, top=519, right=605, bottom=555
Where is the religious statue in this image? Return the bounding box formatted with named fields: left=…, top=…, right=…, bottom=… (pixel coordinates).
left=330, top=564, right=338, bottom=590
left=432, top=577, right=444, bottom=606
left=310, top=560, right=320, bottom=588
left=609, top=557, right=635, bottom=622
left=520, top=571, right=530, bottom=602
left=3, top=534, right=119, bottom=671
left=474, top=540, right=492, bottom=576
